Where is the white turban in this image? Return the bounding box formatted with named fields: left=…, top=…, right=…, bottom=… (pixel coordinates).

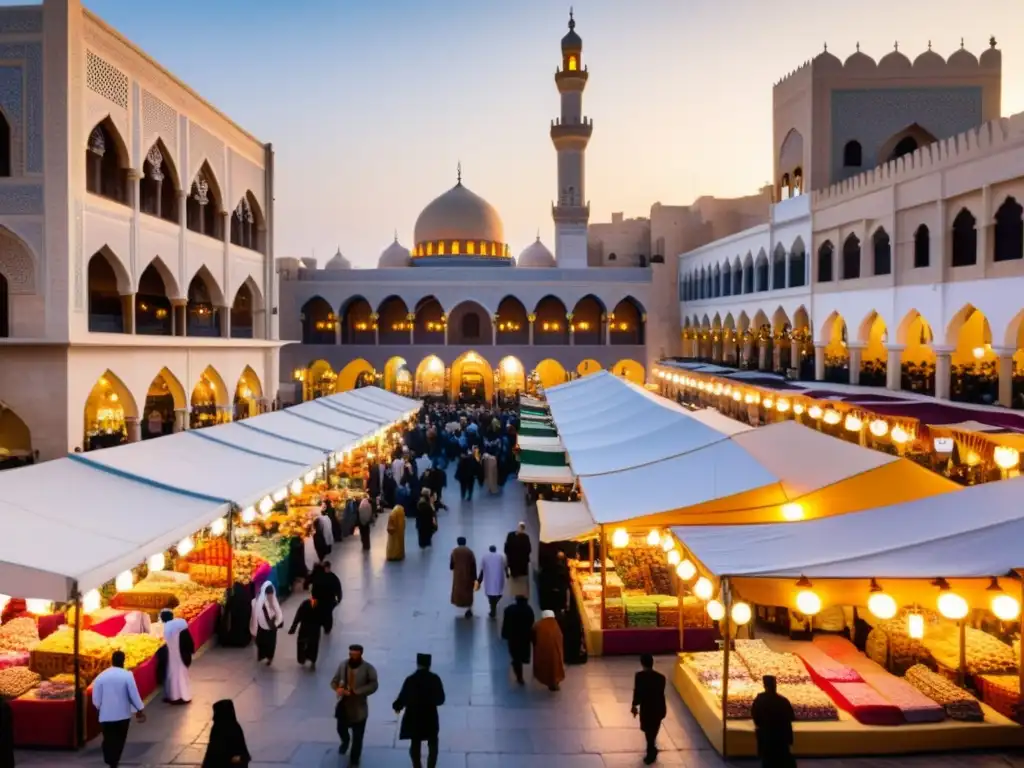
left=541, top=610, right=556, bottom=619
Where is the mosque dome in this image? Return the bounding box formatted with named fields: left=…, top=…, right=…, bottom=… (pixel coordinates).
left=411, top=167, right=510, bottom=263
left=325, top=248, right=352, bottom=270
left=517, top=237, right=555, bottom=268
left=378, top=237, right=411, bottom=268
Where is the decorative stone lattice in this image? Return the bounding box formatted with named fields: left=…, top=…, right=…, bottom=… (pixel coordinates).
left=146, top=144, right=164, bottom=181
left=0, top=8, right=42, bottom=34
left=86, top=51, right=128, bottom=109
left=0, top=231, right=35, bottom=294
left=88, top=126, right=106, bottom=156
left=0, top=184, right=42, bottom=215
left=142, top=89, right=177, bottom=148
left=0, top=43, right=41, bottom=173
left=235, top=196, right=253, bottom=223
left=192, top=174, right=209, bottom=205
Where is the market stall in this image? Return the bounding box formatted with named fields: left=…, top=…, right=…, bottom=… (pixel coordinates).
left=666, top=475, right=1024, bottom=758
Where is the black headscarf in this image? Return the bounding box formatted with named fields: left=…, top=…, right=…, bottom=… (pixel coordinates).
left=202, top=699, right=250, bottom=767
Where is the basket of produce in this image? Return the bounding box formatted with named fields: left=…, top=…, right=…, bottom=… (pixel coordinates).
left=977, top=674, right=1021, bottom=721
left=30, top=627, right=113, bottom=683
left=905, top=663, right=984, bottom=721
left=0, top=617, right=39, bottom=653
left=107, top=634, right=163, bottom=670
left=110, top=590, right=179, bottom=612
left=605, top=598, right=625, bottom=629
left=0, top=667, right=40, bottom=699
left=21, top=679, right=75, bottom=700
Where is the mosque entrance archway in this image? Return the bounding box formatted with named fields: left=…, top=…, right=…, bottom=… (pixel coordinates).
left=613, top=359, right=645, bottom=385
left=337, top=359, right=376, bottom=392
left=576, top=359, right=602, bottom=377
left=83, top=370, right=138, bottom=451
left=497, top=356, right=525, bottom=399
left=448, top=301, right=492, bottom=345
left=143, top=367, right=186, bottom=439
left=451, top=350, right=493, bottom=403
left=0, top=403, right=32, bottom=469
left=415, top=355, right=446, bottom=398
left=395, top=367, right=413, bottom=396
left=302, top=360, right=337, bottom=401
left=234, top=366, right=263, bottom=421
left=383, top=356, right=408, bottom=392
left=190, top=366, right=229, bottom=430
left=533, top=358, right=567, bottom=391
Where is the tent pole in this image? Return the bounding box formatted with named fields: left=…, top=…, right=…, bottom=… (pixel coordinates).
left=721, top=577, right=731, bottom=759
left=677, top=571, right=685, bottom=652
left=72, top=583, right=84, bottom=748
left=1019, top=577, right=1024, bottom=696
left=599, top=525, right=607, bottom=631
left=588, top=538, right=594, bottom=575
left=958, top=619, right=967, bottom=687
left=226, top=507, right=236, bottom=591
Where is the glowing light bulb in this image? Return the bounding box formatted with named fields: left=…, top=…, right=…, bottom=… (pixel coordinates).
left=776, top=399, right=790, bottom=413
left=868, top=592, right=897, bottom=620
left=907, top=612, right=925, bottom=639
left=694, top=577, right=714, bottom=601
left=763, top=397, right=774, bottom=409
left=661, top=537, right=675, bottom=553
left=667, top=549, right=681, bottom=566
left=148, top=553, right=166, bottom=572
left=290, top=479, right=304, bottom=495
left=891, top=426, right=909, bottom=444
left=304, top=470, right=317, bottom=485
left=937, top=591, right=968, bottom=620
left=114, top=570, right=134, bottom=593
left=793, top=403, right=805, bottom=415
left=241, top=507, right=256, bottom=524
left=82, top=590, right=101, bottom=614
left=781, top=503, right=804, bottom=521
left=272, top=488, right=288, bottom=503
left=676, top=560, right=696, bottom=581
left=844, top=414, right=863, bottom=432
left=646, top=530, right=661, bottom=547
left=994, top=446, right=1020, bottom=470
left=823, top=409, right=841, bottom=426
left=706, top=599, right=726, bottom=621
left=612, top=528, right=629, bottom=549
left=177, top=536, right=194, bottom=557
left=259, top=496, right=273, bottom=514
left=25, top=599, right=52, bottom=615
left=731, top=602, right=752, bottom=625
left=210, top=517, right=227, bottom=537
left=869, top=419, right=889, bottom=437
left=732, top=391, right=741, bottom=402
left=991, top=594, right=1020, bottom=621
left=796, top=590, right=822, bottom=616
left=808, top=405, right=823, bottom=420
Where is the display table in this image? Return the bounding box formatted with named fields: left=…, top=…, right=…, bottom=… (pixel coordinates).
left=188, top=603, right=220, bottom=650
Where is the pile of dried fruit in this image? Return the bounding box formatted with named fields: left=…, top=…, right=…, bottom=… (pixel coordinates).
left=0, top=667, right=40, bottom=698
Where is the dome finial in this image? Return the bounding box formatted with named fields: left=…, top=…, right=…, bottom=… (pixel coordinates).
left=568, top=6, right=575, bottom=30
left=536, top=228, right=540, bottom=241
left=456, top=161, right=462, bottom=186
left=990, top=35, right=997, bottom=49
left=893, top=41, right=898, bottom=52
left=393, top=229, right=398, bottom=243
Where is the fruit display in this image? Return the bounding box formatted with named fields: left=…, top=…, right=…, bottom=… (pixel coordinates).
left=624, top=595, right=674, bottom=628
left=905, top=664, right=984, bottom=721
left=923, top=627, right=1017, bottom=676
left=683, top=651, right=752, bottom=686
left=0, top=617, right=39, bottom=653
left=865, top=617, right=933, bottom=672
left=734, top=639, right=811, bottom=685
left=241, top=537, right=291, bottom=567
left=604, top=598, right=625, bottom=629
left=33, top=627, right=110, bottom=658
left=107, top=634, right=164, bottom=670
left=0, top=667, right=40, bottom=699
left=175, top=595, right=217, bottom=623
left=648, top=564, right=673, bottom=597
left=27, top=680, right=75, bottom=700
left=612, top=547, right=664, bottom=591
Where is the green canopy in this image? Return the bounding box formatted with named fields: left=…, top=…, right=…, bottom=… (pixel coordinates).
left=519, top=425, right=558, bottom=437
left=520, top=406, right=549, bottom=417
left=518, top=449, right=568, bottom=467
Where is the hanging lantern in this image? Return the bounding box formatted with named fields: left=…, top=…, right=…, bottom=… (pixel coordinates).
left=177, top=536, right=194, bottom=557
left=646, top=530, right=661, bottom=547
left=793, top=403, right=805, bottom=415
left=823, top=409, right=841, bottom=426
left=290, top=479, right=304, bottom=495
left=868, top=419, right=889, bottom=437
left=763, top=397, right=774, bottom=409
left=706, top=599, right=726, bottom=621
left=304, top=470, right=317, bottom=485
left=693, top=577, right=714, bottom=601
left=272, top=488, right=288, bottom=503
left=676, top=560, right=697, bottom=581
left=844, top=414, right=863, bottom=432
left=937, top=590, right=968, bottom=620
left=241, top=507, right=257, bottom=524
left=114, top=570, right=134, bottom=593
left=731, top=602, right=752, bottom=626
left=612, top=528, right=629, bottom=549
left=808, top=405, right=823, bottom=420
left=148, top=553, right=166, bottom=572
left=259, top=496, right=273, bottom=515
left=907, top=611, right=925, bottom=639
left=994, top=446, right=1020, bottom=471
left=667, top=549, right=681, bottom=566
left=794, top=576, right=821, bottom=616
left=661, top=537, right=675, bottom=553
left=81, top=590, right=102, bottom=614
left=891, top=426, right=909, bottom=445
left=776, top=399, right=790, bottom=413
left=210, top=517, right=227, bottom=537
left=867, top=580, right=897, bottom=620
left=987, top=578, right=1021, bottom=620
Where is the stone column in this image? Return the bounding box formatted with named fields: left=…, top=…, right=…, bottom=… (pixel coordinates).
left=528, top=315, right=536, bottom=345
left=125, top=416, right=141, bottom=443
left=604, top=316, right=611, bottom=346
left=934, top=347, right=953, bottom=400
left=490, top=316, right=497, bottom=345
left=172, top=299, right=187, bottom=337
left=847, top=344, right=864, bottom=386
left=790, top=339, right=802, bottom=372
left=443, top=314, right=449, bottom=345
left=219, top=305, right=231, bottom=338
left=333, top=321, right=341, bottom=345
left=773, top=343, right=783, bottom=372
left=711, top=339, right=721, bottom=363
left=371, top=313, right=380, bottom=345
left=407, top=314, right=415, bottom=345
left=742, top=336, right=753, bottom=367
left=567, top=314, right=575, bottom=346
left=885, top=345, right=904, bottom=391
left=218, top=405, right=234, bottom=424
left=757, top=340, right=768, bottom=370
left=814, top=343, right=827, bottom=381
left=120, top=294, right=135, bottom=334
left=995, top=348, right=1015, bottom=408
left=173, top=408, right=189, bottom=433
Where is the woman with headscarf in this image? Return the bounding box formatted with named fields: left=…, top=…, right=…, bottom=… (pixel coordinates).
left=249, top=582, right=284, bottom=666
left=218, top=582, right=252, bottom=648
left=288, top=596, right=322, bottom=670
left=202, top=699, right=250, bottom=767
left=386, top=504, right=406, bottom=561
left=158, top=609, right=194, bottom=704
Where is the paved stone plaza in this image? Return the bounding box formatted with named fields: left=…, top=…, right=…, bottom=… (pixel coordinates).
left=14, top=474, right=1023, bottom=767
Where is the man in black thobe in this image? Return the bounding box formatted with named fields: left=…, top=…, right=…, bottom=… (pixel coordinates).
left=500, top=595, right=535, bottom=685
left=751, top=674, right=797, bottom=768
left=631, top=653, right=667, bottom=765
left=393, top=653, right=446, bottom=768
left=311, top=561, right=342, bottom=635
left=288, top=596, right=322, bottom=670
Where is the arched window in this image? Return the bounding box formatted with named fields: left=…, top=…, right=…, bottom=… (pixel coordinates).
left=732, top=264, right=742, bottom=295
left=951, top=208, right=977, bottom=267
left=461, top=312, right=481, bottom=339
left=0, top=112, right=11, bottom=178
left=186, top=167, right=222, bottom=239
left=842, top=234, right=861, bottom=279
left=230, top=196, right=257, bottom=250
left=780, top=173, right=791, bottom=200
left=140, top=142, right=177, bottom=223
left=843, top=140, right=862, bottom=168
left=772, top=245, right=786, bottom=290
left=85, top=122, right=127, bottom=203
left=722, top=265, right=732, bottom=297
left=698, top=269, right=705, bottom=300
left=792, top=167, right=803, bottom=195
left=87, top=252, right=126, bottom=333
left=742, top=260, right=753, bottom=294
left=872, top=228, right=891, bottom=275
left=913, top=225, right=930, bottom=268
left=993, top=196, right=1024, bottom=262
left=608, top=252, right=617, bottom=262
left=568, top=55, right=578, bottom=71
left=889, top=136, right=919, bottom=162
left=0, top=272, right=7, bottom=337
left=817, top=241, right=834, bottom=283
left=789, top=243, right=806, bottom=288
left=756, top=257, right=769, bottom=292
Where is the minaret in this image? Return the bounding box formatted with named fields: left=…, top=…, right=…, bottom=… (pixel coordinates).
left=550, top=8, right=592, bottom=269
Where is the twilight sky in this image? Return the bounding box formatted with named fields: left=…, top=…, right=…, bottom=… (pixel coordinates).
left=45, top=1, right=1024, bottom=265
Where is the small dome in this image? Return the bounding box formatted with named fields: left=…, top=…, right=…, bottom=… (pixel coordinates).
left=913, top=49, right=945, bottom=70
left=980, top=45, right=1000, bottom=69
left=812, top=49, right=842, bottom=71
left=843, top=50, right=876, bottom=72
left=561, top=10, right=581, bottom=50
left=325, top=248, right=352, bottom=270
left=948, top=48, right=978, bottom=68
left=414, top=182, right=504, bottom=245
left=878, top=50, right=911, bottom=71
left=378, top=238, right=411, bottom=268
left=518, top=237, right=555, bottom=268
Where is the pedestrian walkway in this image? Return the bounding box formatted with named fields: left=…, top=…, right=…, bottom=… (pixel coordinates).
left=14, top=474, right=1022, bottom=767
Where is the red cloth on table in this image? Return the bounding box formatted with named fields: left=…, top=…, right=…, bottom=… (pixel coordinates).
left=187, top=603, right=220, bottom=650
left=88, top=612, right=127, bottom=638
left=36, top=613, right=66, bottom=640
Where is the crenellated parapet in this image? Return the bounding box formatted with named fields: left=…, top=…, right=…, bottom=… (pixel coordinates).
left=812, top=111, right=1024, bottom=206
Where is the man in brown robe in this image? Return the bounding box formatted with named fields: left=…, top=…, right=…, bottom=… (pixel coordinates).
left=450, top=537, right=477, bottom=618
left=532, top=610, right=566, bottom=691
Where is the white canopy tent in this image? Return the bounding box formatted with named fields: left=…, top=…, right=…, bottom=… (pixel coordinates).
left=517, top=435, right=564, bottom=452
left=0, top=458, right=228, bottom=601
left=189, top=422, right=329, bottom=466
left=518, top=464, right=575, bottom=484
left=537, top=499, right=597, bottom=543
left=672, top=475, right=1024, bottom=579
left=74, top=430, right=315, bottom=510
left=288, top=400, right=380, bottom=436
left=236, top=411, right=364, bottom=452
left=337, top=387, right=419, bottom=419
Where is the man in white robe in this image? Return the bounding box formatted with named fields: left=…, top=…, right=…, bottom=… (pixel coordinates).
left=158, top=609, right=194, bottom=704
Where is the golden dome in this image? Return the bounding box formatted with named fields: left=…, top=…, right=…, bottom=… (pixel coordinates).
left=413, top=181, right=504, bottom=247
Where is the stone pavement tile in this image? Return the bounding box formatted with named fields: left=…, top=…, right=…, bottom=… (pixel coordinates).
left=602, top=751, right=703, bottom=766
left=287, top=741, right=336, bottom=766
left=528, top=727, right=587, bottom=754
left=580, top=727, right=675, bottom=754
left=444, top=727, right=536, bottom=754
left=468, top=754, right=605, bottom=768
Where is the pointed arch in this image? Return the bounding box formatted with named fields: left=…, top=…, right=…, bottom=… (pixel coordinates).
left=450, top=350, right=493, bottom=402
left=301, top=296, right=336, bottom=345
left=879, top=123, right=937, bottom=164
left=230, top=277, right=261, bottom=339
left=754, top=249, right=770, bottom=292
left=186, top=265, right=225, bottom=337
left=731, top=256, right=743, bottom=295
left=571, top=294, right=604, bottom=344
left=737, top=311, right=750, bottom=334
left=87, top=247, right=131, bottom=333
left=913, top=224, right=930, bottom=268
left=85, top=117, right=129, bottom=204
left=534, top=295, right=569, bottom=345
left=339, top=295, right=372, bottom=344
left=142, top=367, right=186, bottom=438
left=772, top=243, right=786, bottom=290
left=817, top=240, right=834, bottom=283
left=534, top=359, right=567, bottom=389
left=412, top=295, right=445, bottom=344
left=712, top=263, right=722, bottom=298
left=951, top=208, right=978, bottom=267
left=230, top=190, right=266, bottom=253
left=711, top=312, right=722, bottom=331
left=448, top=300, right=492, bottom=345
left=771, top=306, right=790, bottom=334
left=612, top=359, right=645, bottom=385
left=720, top=259, right=733, bottom=297
left=610, top=297, right=644, bottom=345
left=789, top=236, right=806, bottom=288
left=140, top=137, right=180, bottom=223
left=841, top=234, right=861, bottom=279
left=872, top=227, right=892, bottom=275
left=723, top=312, right=735, bottom=330
left=83, top=370, right=138, bottom=450
left=135, top=257, right=177, bottom=336
left=495, top=295, right=528, bottom=344
left=993, top=196, right=1024, bottom=263
left=186, top=160, right=224, bottom=239
left=234, top=365, right=263, bottom=420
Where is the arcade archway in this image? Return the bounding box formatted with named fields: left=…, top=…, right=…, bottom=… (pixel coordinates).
left=190, top=366, right=229, bottom=429
left=383, top=356, right=408, bottom=392
left=497, top=356, right=525, bottom=398
left=234, top=366, right=263, bottom=421
left=576, top=359, right=602, bottom=377
left=83, top=371, right=138, bottom=451
left=143, top=367, right=186, bottom=439
left=0, top=404, right=32, bottom=468
left=415, top=356, right=446, bottom=397
left=337, top=359, right=376, bottom=392
left=302, top=360, right=337, bottom=401
left=451, top=351, right=493, bottom=403
left=612, top=359, right=645, bottom=385
left=533, top=358, right=567, bottom=390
